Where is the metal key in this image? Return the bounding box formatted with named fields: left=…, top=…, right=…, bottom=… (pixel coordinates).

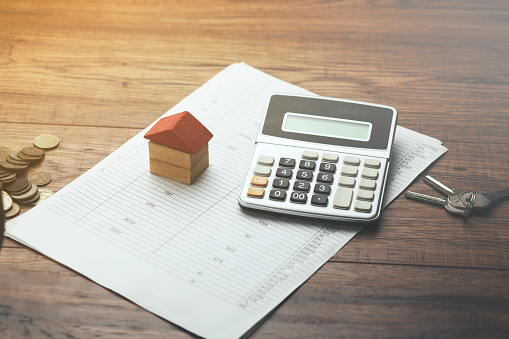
left=461, top=188, right=509, bottom=209
left=405, top=175, right=473, bottom=216
left=404, top=191, right=469, bottom=216
left=422, top=175, right=468, bottom=210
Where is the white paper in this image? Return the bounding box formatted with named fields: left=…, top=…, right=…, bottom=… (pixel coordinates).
left=6, top=63, right=447, bottom=339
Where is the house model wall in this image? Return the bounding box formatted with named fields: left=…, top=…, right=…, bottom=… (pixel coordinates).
left=144, top=111, right=213, bottom=184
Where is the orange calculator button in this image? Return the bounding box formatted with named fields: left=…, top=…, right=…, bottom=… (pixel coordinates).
left=250, top=176, right=268, bottom=187
left=247, top=186, right=265, bottom=197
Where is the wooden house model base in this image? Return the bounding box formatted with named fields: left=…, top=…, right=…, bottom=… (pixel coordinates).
left=148, top=141, right=209, bottom=184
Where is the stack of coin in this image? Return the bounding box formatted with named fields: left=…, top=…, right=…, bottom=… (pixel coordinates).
left=0, top=134, right=59, bottom=218
left=2, top=189, right=20, bottom=218
left=5, top=178, right=40, bottom=204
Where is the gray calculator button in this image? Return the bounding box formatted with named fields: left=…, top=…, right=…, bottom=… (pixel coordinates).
left=314, top=184, right=331, bottom=195
left=296, top=170, right=313, bottom=181
left=276, top=167, right=293, bottom=178
left=299, top=160, right=316, bottom=170
left=333, top=187, right=353, bottom=209
left=279, top=157, right=296, bottom=168
left=269, top=189, right=286, bottom=201
left=319, top=162, right=336, bottom=173
left=290, top=191, right=308, bottom=203
left=311, top=194, right=328, bottom=206
left=273, top=178, right=290, bottom=189
left=317, top=172, right=333, bottom=183
left=293, top=181, right=310, bottom=192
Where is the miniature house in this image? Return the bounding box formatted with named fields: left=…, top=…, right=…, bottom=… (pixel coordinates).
left=144, top=111, right=213, bottom=184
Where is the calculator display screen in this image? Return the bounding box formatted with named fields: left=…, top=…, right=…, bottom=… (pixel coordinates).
left=262, top=95, right=396, bottom=150
left=282, top=113, right=372, bottom=141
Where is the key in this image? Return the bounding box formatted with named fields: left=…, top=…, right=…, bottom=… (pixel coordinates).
left=404, top=191, right=469, bottom=216
left=423, top=175, right=467, bottom=210
left=461, top=188, right=509, bottom=209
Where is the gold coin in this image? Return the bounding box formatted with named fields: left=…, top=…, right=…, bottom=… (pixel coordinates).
left=0, top=170, right=14, bottom=179
left=22, top=146, right=45, bottom=157
left=0, top=172, right=17, bottom=183
left=17, top=151, right=43, bottom=162
left=7, top=153, right=30, bottom=166
left=0, top=148, right=10, bottom=160
left=28, top=171, right=52, bottom=186
left=2, top=190, right=12, bottom=211
left=32, top=188, right=54, bottom=206
left=10, top=183, right=39, bottom=203
left=5, top=202, right=20, bottom=218
left=24, top=190, right=40, bottom=204
left=6, top=178, right=30, bottom=193
left=33, top=134, right=60, bottom=150
left=0, top=159, right=28, bottom=171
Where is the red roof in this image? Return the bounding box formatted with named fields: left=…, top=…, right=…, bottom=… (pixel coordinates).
left=144, top=111, right=213, bottom=154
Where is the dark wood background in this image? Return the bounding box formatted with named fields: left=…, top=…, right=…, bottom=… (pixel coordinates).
left=1, top=0, right=508, bottom=337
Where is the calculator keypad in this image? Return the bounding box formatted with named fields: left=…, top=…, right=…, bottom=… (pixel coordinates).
left=242, top=147, right=387, bottom=221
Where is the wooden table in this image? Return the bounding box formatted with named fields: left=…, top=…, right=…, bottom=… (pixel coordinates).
left=1, top=1, right=508, bottom=337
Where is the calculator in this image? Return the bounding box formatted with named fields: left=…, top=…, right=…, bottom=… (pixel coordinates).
left=238, top=94, right=398, bottom=222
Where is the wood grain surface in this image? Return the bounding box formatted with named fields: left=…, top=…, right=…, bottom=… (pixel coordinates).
left=1, top=0, right=508, bottom=338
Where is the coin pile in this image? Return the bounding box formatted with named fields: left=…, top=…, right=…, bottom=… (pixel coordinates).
left=1, top=134, right=58, bottom=218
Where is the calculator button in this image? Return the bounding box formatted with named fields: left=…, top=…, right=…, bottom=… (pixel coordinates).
left=341, top=165, right=358, bottom=176
left=356, top=189, right=374, bottom=201
left=273, top=178, right=290, bottom=189
left=354, top=200, right=372, bottom=212
left=296, top=170, right=313, bottom=181
left=311, top=194, right=328, bottom=206
left=364, top=158, right=381, bottom=168
left=359, top=178, right=376, bottom=190
left=250, top=176, right=268, bottom=187
left=361, top=168, right=379, bottom=179
left=333, top=187, right=353, bottom=209
left=337, top=176, right=355, bottom=187
left=299, top=160, right=316, bottom=170
left=319, top=162, right=336, bottom=173
left=254, top=165, right=271, bottom=176
left=247, top=187, right=265, bottom=198
left=293, top=181, right=310, bottom=192
left=316, top=172, right=334, bottom=183
left=314, top=184, right=331, bottom=195
left=322, top=153, right=339, bottom=162
left=257, top=155, right=274, bottom=165
left=343, top=156, right=360, bottom=166
left=276, top=167, right=293, bottom=178
left=290, top=191, right=308, bottom=203
left=302, top=151, right=319, bottom=159
left=279, top=157, right=296, bottom=168
left=269, top=189, right=287, bottom=201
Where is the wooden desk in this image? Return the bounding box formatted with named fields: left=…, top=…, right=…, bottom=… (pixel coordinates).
left=1, top=0, right=508, bottom=337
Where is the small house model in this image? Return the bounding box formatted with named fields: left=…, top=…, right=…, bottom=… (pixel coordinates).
left=144, top=111, right=213, bottom=184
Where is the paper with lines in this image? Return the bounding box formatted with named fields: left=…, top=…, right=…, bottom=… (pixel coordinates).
left=6, top=63, right=447, bottom=339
